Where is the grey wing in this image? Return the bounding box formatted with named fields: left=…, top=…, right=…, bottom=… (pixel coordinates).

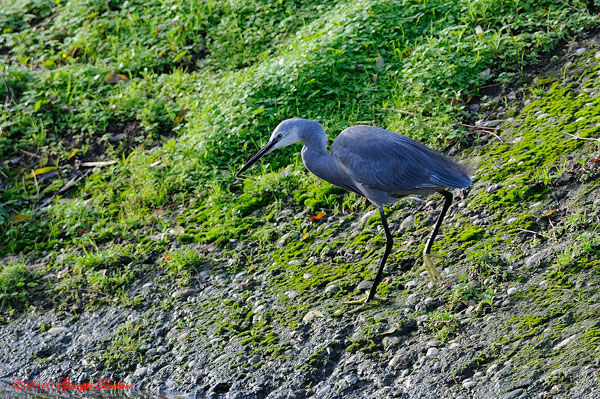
left=331, top=126, right=471, bottom=196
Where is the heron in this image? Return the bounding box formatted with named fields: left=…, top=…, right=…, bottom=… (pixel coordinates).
left=236, top=118, right=471, bottom=307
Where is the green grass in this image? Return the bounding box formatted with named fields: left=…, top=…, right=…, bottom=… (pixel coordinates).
left=0, top=0, right=598, bottom=315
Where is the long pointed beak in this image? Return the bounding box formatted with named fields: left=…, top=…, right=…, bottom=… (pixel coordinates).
left=236, top=138, right=279, bottom=177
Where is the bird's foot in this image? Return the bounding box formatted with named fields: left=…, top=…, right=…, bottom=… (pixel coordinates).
left=423, top=251, right=443, bottom=284
left=344, top=295, right=389, bottom=314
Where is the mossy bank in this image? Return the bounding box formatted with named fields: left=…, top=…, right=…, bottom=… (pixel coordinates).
left=1, top=1, right=599, bottom=398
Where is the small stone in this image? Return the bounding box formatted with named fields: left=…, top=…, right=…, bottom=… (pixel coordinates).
left=500, top=388, right=524, bottom=399
left=470, top=334, right=481, bottom=340
left=171, top=289, right=194, bottom=299
left=595, top=50, right=600, bottom=59
left=47, top=327, right=68, bottom=336
left=525, top=252, right=544, bottom=268
left=483, top=119, right=503, bottom=127
left=285, top=290, right=298, bottom=299
left=303, top=309, right=324, bottom=323
left=405, top=280, right=417, bottom=289
left=360, top=210, right=377, bottom=224
left=462, top=378, right=477, bottom=389
left=248, top=354, right=261, bottom=364
left=382, top=336, right=400, bottom=348
left=399, top=215, right=414, bottom=231
left=168, top=225, right=185, bottom=236
left=357, top=280, right=373, bottom=291
left=487, top=183, right=502, bottom=193
left=325, top=284, right=340, bottom=294
left=473, top=371, right=485, bottom=379
left=253, top=305, right=266, bottom=314
left=406, top=293, right=420, bottom=306
left=486, top=363, right=500, bottom=375
left=506, top=217, right=518, bottom=224
left=344, top=374, right=358, bottom=385
left=575, top=47, right=587, bottom=55
left=448, top=342, right=460, bottom=350
left=288, top=259, right=302, bottom=266
left=426, top=340, right=440, bottom=348
left=553, top=334, right=578, bottom=350
left=507, top=287, right=518, bottom=296
left=303, top=273, right=313, bottom=279
left=388, top=355, right=404, bottom=368
left=134, top=367, right=147, bottom=377
left=426, top=347, right=439, bottom=357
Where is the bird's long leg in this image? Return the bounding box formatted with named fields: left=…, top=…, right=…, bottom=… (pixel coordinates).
left=423, top=190, right=452, bottom=283
left=345, top=206, right=393, bottom=313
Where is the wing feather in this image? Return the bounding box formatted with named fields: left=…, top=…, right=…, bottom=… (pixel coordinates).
left=332, top=126, right=470, bottom=195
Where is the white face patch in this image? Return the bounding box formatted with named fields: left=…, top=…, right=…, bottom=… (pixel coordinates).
left=269, top=125, right=301, bottom=151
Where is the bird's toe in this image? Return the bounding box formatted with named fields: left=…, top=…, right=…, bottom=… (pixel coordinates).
left=423, top=252, right=443, bottom=283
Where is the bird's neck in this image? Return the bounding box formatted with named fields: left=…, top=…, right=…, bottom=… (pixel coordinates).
left=301, top=136, right=338, bottom=185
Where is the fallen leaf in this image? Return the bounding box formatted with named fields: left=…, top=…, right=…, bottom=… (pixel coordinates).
left=303, top=309, right=324, bottom=323
left=309, top=212, right=326, bottom=222
left=375, top=54, right=385, bottom=70
left=68, top=148, right=79, bottom=159
left=301, top=233, right=310, bottom=241
left=29, top=166, right=57, bottom=178
left=11, top=214, right=27, bottom=223
left=105, top=73, right=129, bottom=84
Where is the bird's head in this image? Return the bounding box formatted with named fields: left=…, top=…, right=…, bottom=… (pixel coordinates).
left=236, top=118, right=306, bottom=176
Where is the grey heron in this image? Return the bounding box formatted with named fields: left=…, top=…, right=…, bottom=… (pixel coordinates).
left=236, top=118, right=471, bottom=306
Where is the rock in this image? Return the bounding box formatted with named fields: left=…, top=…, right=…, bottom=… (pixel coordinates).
left=360, top=210, right=377, bottom=224
left=399, top=215, right=414, bottom=231
left=525, top=252, right=544, bottom=268
left=483, top=119, right=503, bottom=127
left=253, top=305, right=266, bottom=314
left=382, top=336, right=400, bottom=348
left=406, top=293, right=419, bottom=306
left=473, top=371, right=485, bottom=379
left=426, top=340, right=440, bottom=348
left=171, top=289, right=194, bottom=299
left=448, top=342, right=460, bottom=350
left=487, top=183, right=502, bottom=193
left=344, top=374, right=358, bottom=385
left=575, top=47, right=587, bottom=55
left=303, top=309, right=324, bottom=323
left=248, top=354, right=261, bottom=364
left=357, top=280, right=373, bottom=291
left=134, top=367, right=148, bottom=377
left=303, top=273, right=313, bottom=279
left=462, top=378, right=477, bottom=389
left=285, top=290, right=297, bottom=299
left=324, top=284, right=340, bottom=294
left=507, top=287, right=518, bottom=296
left=47, top=327, right=68, bottom=336
left=553, top=334, right=578, bottom=350
left=168, top=225, right=185, bottom=236
left=500, top=388, right=524, bottom=399
left=426, top=347, right=439, bottom=357
left=405, top=280, right=417, bottom=289
left=288, top=259, right=302, bottom=266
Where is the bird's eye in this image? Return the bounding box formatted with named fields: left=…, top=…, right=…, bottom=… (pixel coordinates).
left=277, top=133, right=283, bottom=139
